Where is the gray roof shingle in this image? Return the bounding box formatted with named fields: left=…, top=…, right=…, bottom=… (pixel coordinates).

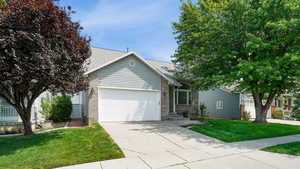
left=145, top=59, right=180, bottom=86
left=87, top=47, right=126, bottom=72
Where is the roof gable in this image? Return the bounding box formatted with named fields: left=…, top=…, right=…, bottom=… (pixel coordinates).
left=94, top=55, right=162, bottom=90
left=85, top=48, right=181, bottom=86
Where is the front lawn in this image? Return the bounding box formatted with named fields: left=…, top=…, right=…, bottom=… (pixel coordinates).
left=0, top=124, right=124, bottom=169
left=190, top=119, right=300, bottom=142
left=262, top=141, right=300, bottom=156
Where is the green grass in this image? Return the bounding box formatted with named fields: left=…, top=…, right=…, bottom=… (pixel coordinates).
left=263, top=141, right=300, bottom=156
left=190, top=119, right=300, bottom=142
left=0, top=124, right=124, bottom=169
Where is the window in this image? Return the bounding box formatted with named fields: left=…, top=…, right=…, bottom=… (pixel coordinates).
left=216, top=100, right=224, bottom=110
left=175, top=89, right=192, bottom=105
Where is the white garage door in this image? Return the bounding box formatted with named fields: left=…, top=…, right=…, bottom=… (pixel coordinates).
left=98, top=87, right=161, bottom=122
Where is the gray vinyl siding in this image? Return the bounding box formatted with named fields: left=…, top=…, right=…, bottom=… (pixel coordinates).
left=92, top=55, right=161, bottom=90
left=199, top=89, right=241, bottom=119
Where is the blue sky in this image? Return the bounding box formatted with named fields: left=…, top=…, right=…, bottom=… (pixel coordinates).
left=59, top=0, right=183, bottom=61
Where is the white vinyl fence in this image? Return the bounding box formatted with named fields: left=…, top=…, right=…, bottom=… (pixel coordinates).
left=243, top=96, right=272, bottom=119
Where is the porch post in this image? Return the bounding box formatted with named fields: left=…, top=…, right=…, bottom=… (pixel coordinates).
left=173, top=87, right=176, bottom=113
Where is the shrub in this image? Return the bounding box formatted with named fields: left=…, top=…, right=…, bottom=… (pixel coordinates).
left=41, top=95, right=72, bottom=122
left=292, top=99, right=300, bottom=121
left=272, top=108, right=284, bottom=119
left=41, top=99, right=52, bottom=120
left=292, top=111, right=300, bottom=121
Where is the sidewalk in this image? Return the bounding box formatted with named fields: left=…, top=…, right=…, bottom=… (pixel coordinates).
left=268, top=119, right=300, bottom=126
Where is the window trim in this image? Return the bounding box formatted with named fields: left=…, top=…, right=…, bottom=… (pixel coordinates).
left=175, top=89, right=192, bottom=105
left=216, top=100, right=224, bottom=110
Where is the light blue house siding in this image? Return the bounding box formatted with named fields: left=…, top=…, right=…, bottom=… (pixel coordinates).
left=0, top=97, right=20, bottom=123
left=199, top=89, right=241, bottom=119
left=94, top=55, right=161, bottom=90
left=0, top=97, right=8, bottom=105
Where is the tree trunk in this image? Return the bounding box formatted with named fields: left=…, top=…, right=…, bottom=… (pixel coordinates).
left=252, top=92, right=276, bottom=124
left=19, top=109, right=34, bottom=135
left=254, top=105, right=268, bottom=124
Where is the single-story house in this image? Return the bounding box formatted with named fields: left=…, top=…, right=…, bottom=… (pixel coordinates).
left=82, top=47, right=199, bottom=124
left=199, top=88, right=272, bottom=119
left=2, top=47, right=270, bottom=124
left=0, top=47, right=200, bottom=124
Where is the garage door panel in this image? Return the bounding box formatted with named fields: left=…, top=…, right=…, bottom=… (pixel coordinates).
left=99, top=88, right=161, bottom=122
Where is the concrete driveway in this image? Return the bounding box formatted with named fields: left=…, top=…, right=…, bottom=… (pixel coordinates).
left=58, top=121, right=300, bottom=169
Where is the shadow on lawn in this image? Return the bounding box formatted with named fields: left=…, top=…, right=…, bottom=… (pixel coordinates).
left=0, top=130, right=64, bottom=156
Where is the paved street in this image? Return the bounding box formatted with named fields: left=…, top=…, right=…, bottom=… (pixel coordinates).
left=57, top=121, right=300, bottom=169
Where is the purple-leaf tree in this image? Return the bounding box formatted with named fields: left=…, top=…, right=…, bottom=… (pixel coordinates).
left=0, top=0, right=91, bottom=135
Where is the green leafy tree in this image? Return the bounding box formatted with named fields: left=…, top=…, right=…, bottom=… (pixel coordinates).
left=173, top=0, right=300, bottom=123
left=0, top=0, right=90, bottom=135
left=0, top=0, right=7, bottom=8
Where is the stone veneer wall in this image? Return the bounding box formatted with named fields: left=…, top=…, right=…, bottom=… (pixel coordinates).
left=192, top=89, right=199, bottom=112
left=161, top=77, right=170, bottom=120
left=87, top=73, right=100, bottom=124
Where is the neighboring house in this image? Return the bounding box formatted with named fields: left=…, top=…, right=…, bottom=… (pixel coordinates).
left=0, top=99, right=19, bottom=124
left=273, top=95, right=296, bottom=112
left=71, top=92, right=86, bottom=119
left=0, top=92, right=50, bottom=124
left=199, top=88, right=272, bottom=119
left=271, top=94, right=297, bottom=118
left=0, top=91, right=83, bottom=124
left=82, top=47, right=199, bottom=123
left=199, top=89, right=241, bottom=119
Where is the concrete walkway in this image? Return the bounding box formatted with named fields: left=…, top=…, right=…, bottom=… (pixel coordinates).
left=57, top=121, right=300, bottom=169
left=268, top=119, right=300, bottom=126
